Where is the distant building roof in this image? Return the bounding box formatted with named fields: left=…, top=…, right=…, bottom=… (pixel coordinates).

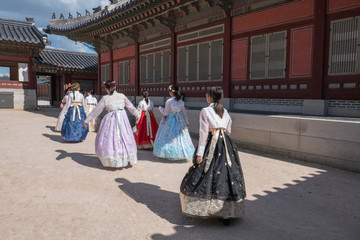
left=0, top=18, right=48, bottom=46
left=45, top=0, right=139, bottom=34
left=34, top=48, right=98, bottom=72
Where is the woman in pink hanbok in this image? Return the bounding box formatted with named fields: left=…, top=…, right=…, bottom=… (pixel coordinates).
left=84, top=80, right=140, bottom=168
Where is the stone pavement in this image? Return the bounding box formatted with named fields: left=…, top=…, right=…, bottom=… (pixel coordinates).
left=0, top=108, right=359, bottom=240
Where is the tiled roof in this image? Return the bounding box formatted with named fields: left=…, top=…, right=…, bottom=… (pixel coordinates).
left=0, top=18, right=47, bottom=45
left=46, top=0, right=141, bottom=33
left=34, top=48, right=98, bottom=72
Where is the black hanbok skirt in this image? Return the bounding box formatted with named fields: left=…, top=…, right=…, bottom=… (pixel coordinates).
left=180, top=130, right=246, bottom=218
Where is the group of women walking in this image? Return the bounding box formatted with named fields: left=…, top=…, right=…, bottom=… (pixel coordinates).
left=55, top=80, right=246, bottom=224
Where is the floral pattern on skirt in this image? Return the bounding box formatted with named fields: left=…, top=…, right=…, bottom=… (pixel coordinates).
left=180, top=133, right=246, bottom=218
left=153, top=112, right=195, bottom=161
left=95, top=110, right=137, bottom=168
left=61, top=106, right=88, bottom=142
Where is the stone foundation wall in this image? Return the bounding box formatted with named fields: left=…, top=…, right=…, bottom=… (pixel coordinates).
left=0, top=89, right=37, bottom=110
left=134, top=96, right=360, bottom=118
left=151, top=108, right=360, bottom=172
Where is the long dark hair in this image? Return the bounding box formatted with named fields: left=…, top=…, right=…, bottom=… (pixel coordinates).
left=104, top=80, right=116, bottom=95
left=169, top=85, right=181, bottom=101
left=142, top=90, right=149, bottom=104
left=209, top=87, right=224, bottom=118
left=70, top=82, right=80, bottom=100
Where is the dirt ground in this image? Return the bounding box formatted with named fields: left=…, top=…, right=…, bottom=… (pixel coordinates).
left=0, top=108, right=359, bottom=240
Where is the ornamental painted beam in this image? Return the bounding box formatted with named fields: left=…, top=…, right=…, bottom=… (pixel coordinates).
left=191, top=1, right=200, bottom=12
left=179, top=6, right=189, bottom=16
left=123, top=25, right=140, bottom=43
left=155, top=10, right=178, bottom=33
left=217, top=0, right=235, bottom=17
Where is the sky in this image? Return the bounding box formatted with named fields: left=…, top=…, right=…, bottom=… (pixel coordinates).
left=0, top=0, right=111, bottom=53
left=0, top=67, right=10, bottom=79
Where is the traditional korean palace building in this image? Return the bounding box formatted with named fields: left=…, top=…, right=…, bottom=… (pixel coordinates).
left=45, top=0, right=360, bottom=117
left=0, top=18, right=47, bottom=109
left=0, top=18, right=98, bottom=109
left=33, top=48, right=98, bottom=105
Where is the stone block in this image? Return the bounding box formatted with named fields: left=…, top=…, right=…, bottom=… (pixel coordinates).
left=230, top=113, right=301, bottom=135
left=302, top=99, right=327, bottom=115
left=300, top=119, right=360, bottom=143
left=222, top=98, right=230, bottom=109
left=299, top=136, right=360, bottom=162
left=231, top=127, right=270, bottom=146
left=328, top=107, right=360, bottom=118
left=269, top=132, right=300, bottom=152
left=232, top=103, right=303, bottom=114
left=150, top=96, right=165, bottom=106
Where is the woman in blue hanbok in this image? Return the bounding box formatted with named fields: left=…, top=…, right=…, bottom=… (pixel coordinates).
left=153, top=85, right=195, bottom=161
left=61, top=83, right=89, bottom=142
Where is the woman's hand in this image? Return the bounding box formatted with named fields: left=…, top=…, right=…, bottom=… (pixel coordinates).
left=83, top=122, right=87, bottom=128
left=196, top=156, right=203, bottom=165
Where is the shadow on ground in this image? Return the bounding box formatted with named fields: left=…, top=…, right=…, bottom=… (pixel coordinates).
left=137, top=150, right=190, bottom=164
left=115, top=170, right=360, bottom=240
left=45, top=125, right=57, bottom=133
left=43, top=133, right=65, bottom=143
left=25, top=107, right=60, bottom=119
left=55, top=149, right=117, bottom=171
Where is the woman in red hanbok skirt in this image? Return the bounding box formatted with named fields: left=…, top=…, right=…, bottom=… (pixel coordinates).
left=134, top=91, right=159, bottom=149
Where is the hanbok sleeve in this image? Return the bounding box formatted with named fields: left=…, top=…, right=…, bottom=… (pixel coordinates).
left=137, top=101, right=143, bottom=112
left=82, top=95, right=87, bottom=113
left=226, top=114, right=232, bottom=135
left=84, top=97, right=105, bottom=123
left=61, top=95, right=68, bottom=104
left=125, top=97, right=140, bottom=118
left=159, top=100, right=171, bottom=116
left=197, top=109, right=209, bottom=156
left=94, top=97, right=98, bottom=105
left=181, top=104, right=189, bottom=126
left=62, top=94, right=71, bottom=112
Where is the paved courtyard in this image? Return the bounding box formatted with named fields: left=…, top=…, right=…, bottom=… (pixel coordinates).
left=0, top=108, right=359, bottom=240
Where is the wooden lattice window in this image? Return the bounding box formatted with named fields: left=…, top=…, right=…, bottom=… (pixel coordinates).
left=250, top=31, right=287, bottom=79
left=140, top=50, right=170, bottom=84
left=101, top=64, right=110, bottom=82
left=177, top=39, right=223, bottom=82
left=329, top=16, right=360, bottom=75
left=118, top=61, right=129, bottom=85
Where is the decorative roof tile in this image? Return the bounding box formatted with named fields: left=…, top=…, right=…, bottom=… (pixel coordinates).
left=0, top=18, right=47, bottom=45
left=34, top=48, right=98, bottom=72
left=46, top=0, right=141, bottom=33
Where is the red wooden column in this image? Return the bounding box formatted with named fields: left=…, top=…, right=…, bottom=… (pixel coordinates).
left=311, top=0, right=326, bottom=99
left=97, top=53, right=101, bottom=95
left=109, top=49, right=113, bottom=82
left=134, top=42, right=139, bottom=96
left=222, top=17, right=231, bottom=98
left=171, top=32, right=176, bottom=86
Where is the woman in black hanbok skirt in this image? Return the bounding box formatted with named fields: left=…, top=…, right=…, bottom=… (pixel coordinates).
left=180, top=87, right=246, bottom=223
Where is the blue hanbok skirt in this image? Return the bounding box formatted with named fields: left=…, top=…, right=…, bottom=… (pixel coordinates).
left=153, top=112, right=195, bottom=161
left=61, top=106, right=88, bottom=142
